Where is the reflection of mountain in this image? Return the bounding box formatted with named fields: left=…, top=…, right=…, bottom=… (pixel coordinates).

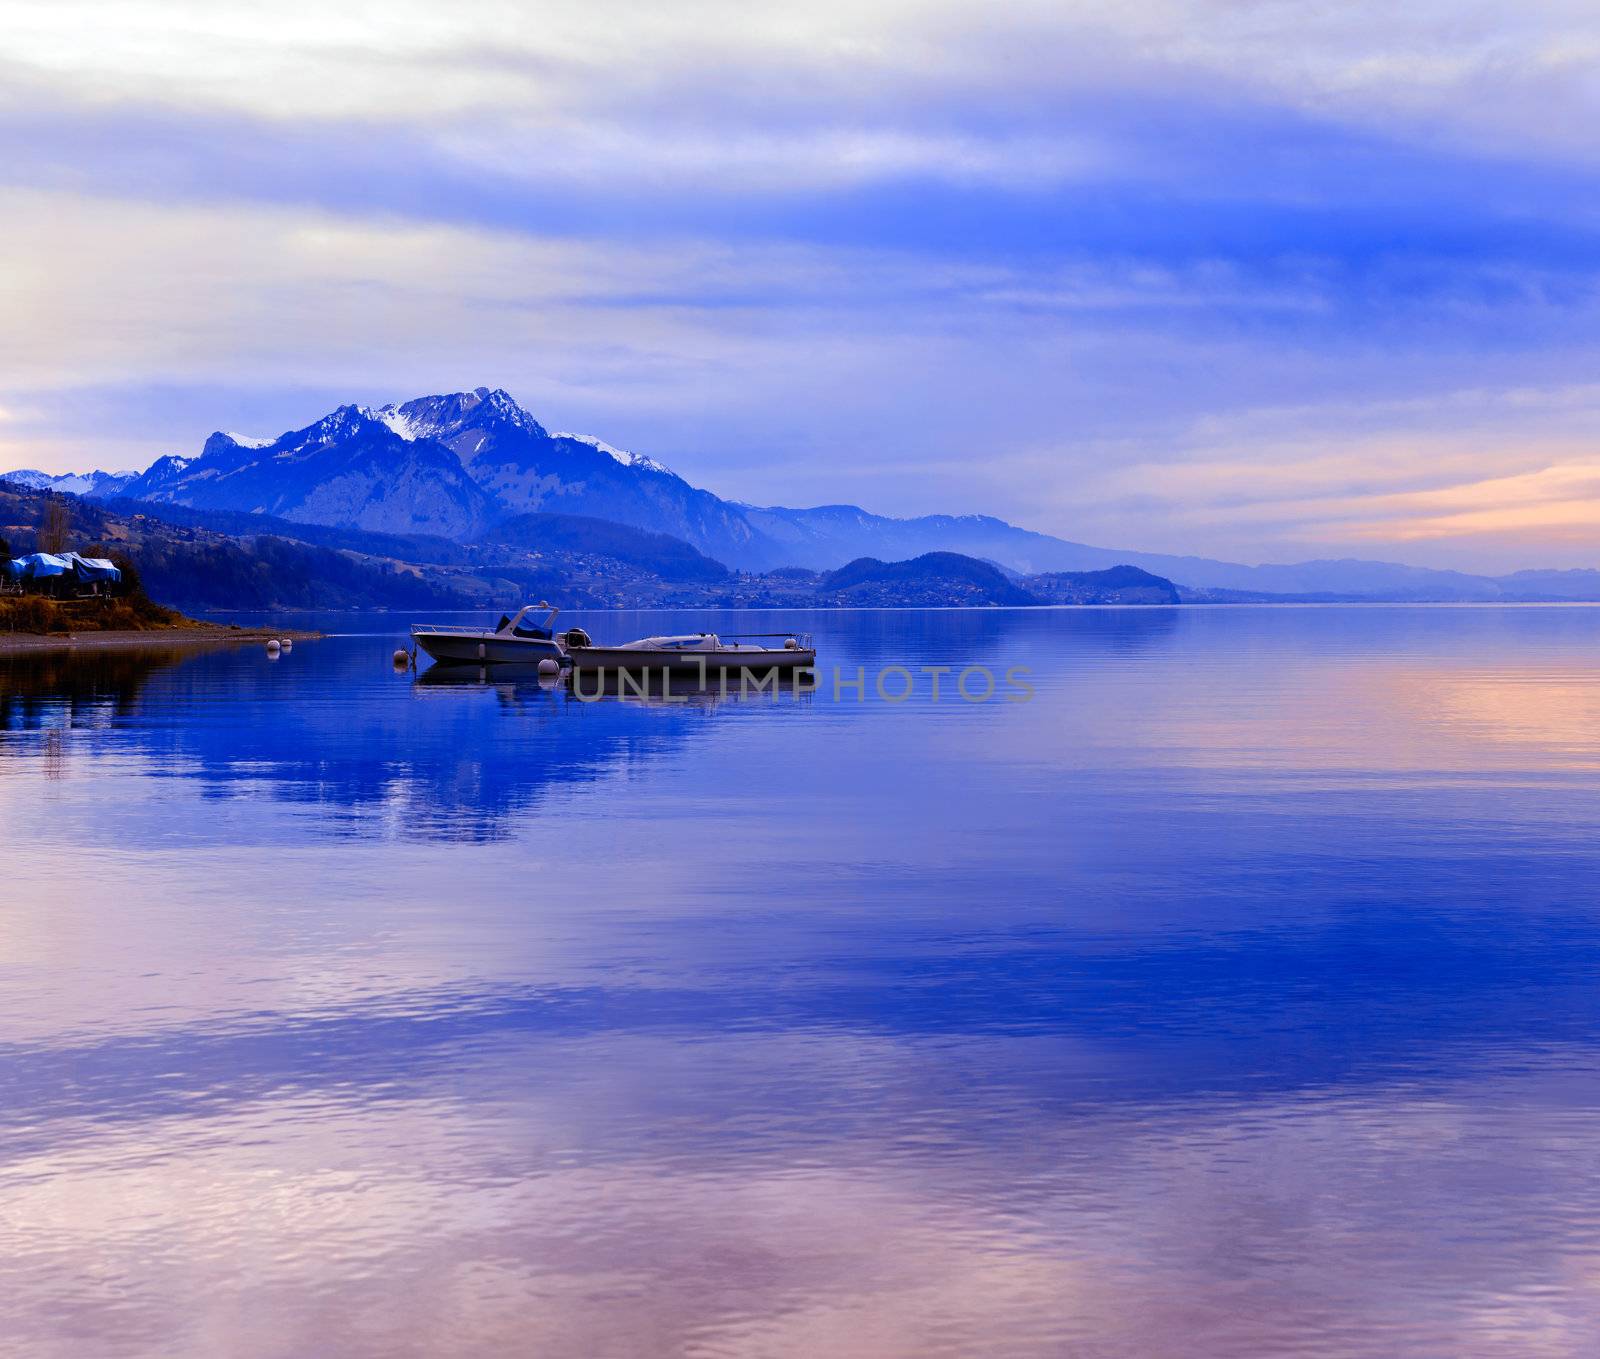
left=1, top=639, right=715, bottom=842
left=0, top=611, right=1189, bottom=841
left=2, top=608, right=1185, bottom=845
left=179, top=659, right=724, bottom=842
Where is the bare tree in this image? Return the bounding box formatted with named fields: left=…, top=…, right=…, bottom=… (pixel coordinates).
left=39, top=499, right=69, bottom=554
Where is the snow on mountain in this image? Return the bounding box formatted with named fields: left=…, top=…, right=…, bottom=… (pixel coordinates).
left=119, top=404, right=496, bottom=538
left=10, top=388, right=1177, bottom=572
left=551, top=433, right=672, bottom=475
left=24, top=385, right=1548, bottom=593
left=125, top=455, right=195, bottom=498
left=0, top=467, right=139, bottom=498
left=375, top=387, right=546, bottom=446
left=369, top=406, right=419, bottom=441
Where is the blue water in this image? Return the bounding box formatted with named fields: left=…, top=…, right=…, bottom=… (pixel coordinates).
left=4, top=606, right=1600, bottom=1357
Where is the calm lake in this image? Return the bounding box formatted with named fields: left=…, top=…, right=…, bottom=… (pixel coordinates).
left=4, top=606, right=1600, bottom=1357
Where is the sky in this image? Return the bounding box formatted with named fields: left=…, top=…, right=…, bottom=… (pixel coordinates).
left=3, top=0, right=1600, bottom=570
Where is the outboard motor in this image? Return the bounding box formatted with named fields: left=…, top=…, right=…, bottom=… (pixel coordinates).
left=563, top=627, right=593, bottom=649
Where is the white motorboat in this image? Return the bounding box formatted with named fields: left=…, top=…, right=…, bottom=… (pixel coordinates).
left=567, top=631, right=815, bottom=674
left=411, top=603, right=570, bottom=666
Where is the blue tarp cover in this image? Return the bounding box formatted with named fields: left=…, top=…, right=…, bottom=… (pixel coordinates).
left=63, top=552, right=122, bottom=583
left=13, top=552, right=72, bottom=579
left=4, top=552, right=122, bottom=584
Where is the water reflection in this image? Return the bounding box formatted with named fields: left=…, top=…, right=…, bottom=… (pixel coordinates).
left=414, top=661, right=816, bottom=708
left=2, top=638, right=735, bottom=842
left=6, top=607, right=1600, bottom=1356
left=0, top=646, right=182, bottom=732
left=7, top=883, right=1600, bottom=1157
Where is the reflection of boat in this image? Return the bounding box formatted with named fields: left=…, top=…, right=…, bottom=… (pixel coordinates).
left=413, top=659, right=811, bottom=706
left=411, top=603, right=569, bottom=666
left=413, top=661, right=563, bottom=688
left=568, top=632, right=815, bottom=674
left=567, top=669, right=815, bottom=705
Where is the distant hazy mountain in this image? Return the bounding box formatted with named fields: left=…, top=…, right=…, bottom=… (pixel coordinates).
left=821, top=552, right=1040, bottom=606
left=1023, top=565, right=1182, bottom=605
left=807, top=555, right=1183, bottom=606
left=1492, top=569, right=1600, bottom=601
left=2, top=467, right=138, bottom=499
left=13, top=386, right=1600, bottom=599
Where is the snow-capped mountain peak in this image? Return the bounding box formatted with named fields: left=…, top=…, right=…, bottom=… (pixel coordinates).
left=368, top=405, right=421, bottom=441
left=374, top=387, right=547, bottom=446
left=311, top=405, right=375, bottom=442
left=552, top=432, right=672, bottom=475
left=3, top=468, right=63, bottom=490
left=0, top=467, right=140, bottom=498
left=478, top=387, right=538, bottom=428
left=12, top=386, right=719, bottom=551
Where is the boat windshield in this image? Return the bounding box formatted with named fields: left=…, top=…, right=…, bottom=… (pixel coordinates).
left=504, top=603, right=559, bottom=637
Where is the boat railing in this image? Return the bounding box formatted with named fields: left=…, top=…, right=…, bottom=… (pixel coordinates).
left=721, top=632, right=814, bottom=648
left=413, top=624, right=813, bottom=647
left=410, top=623, right=502, bottom=636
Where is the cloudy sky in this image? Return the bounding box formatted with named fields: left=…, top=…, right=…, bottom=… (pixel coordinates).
left=3, top=0, right=1600, bottom=569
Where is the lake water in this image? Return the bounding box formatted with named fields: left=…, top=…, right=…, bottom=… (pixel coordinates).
left=4, top=606, right=1600, bottom=1357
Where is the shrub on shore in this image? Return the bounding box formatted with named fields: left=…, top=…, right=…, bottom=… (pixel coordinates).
left=0, top=595, right=62, bottom=633
left=0, top=586, right=186, bottom=635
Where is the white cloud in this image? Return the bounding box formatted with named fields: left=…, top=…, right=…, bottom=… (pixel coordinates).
left=7, top=3, right=1600, bottom=568
left=7, top=0, right=1600, bottom=177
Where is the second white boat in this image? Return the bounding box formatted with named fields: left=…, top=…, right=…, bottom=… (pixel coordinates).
left=567, top=631, right=815, bottom=673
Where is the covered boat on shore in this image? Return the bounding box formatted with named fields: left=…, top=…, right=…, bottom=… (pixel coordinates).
left=6, top=552, right=73, bottom=583
left=63, top=552, right=122, bottom=588
left=3, top=552, right=123, bottom=596
left=567, top=631, right=815, bottom=674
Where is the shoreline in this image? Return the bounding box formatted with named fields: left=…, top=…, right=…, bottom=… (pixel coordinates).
left=0, top=626, right=322, bottom=655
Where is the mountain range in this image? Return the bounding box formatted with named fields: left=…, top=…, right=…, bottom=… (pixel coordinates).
left=0, top=479, right=1165, bottom=611
left=4, top=468, right=140, bottom=499
left=9, top=386, right=1600, bottom=601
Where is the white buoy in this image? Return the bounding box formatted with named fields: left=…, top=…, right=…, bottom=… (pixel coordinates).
left=279, top=638, right=293, bottom=653
left=537, top=658, right=560, bottom=677
left=393, top=648, right=410, bottom=667
left=266, top=639, right=281, bottom=658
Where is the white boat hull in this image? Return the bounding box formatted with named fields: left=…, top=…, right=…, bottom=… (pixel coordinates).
left=413, top=632, right=565, bottom=665
left=568, top=646, right=815, bottom=674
